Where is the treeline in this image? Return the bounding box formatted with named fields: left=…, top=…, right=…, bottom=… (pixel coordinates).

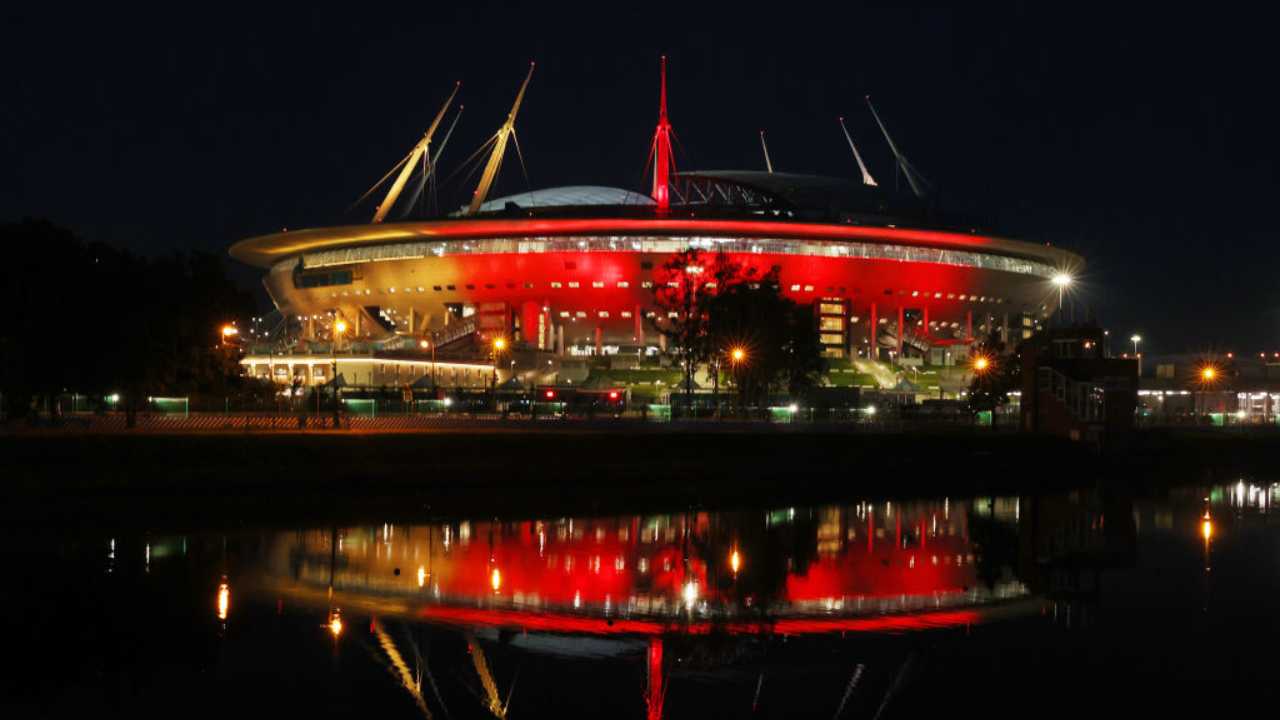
left=0, top=219, right=262, bottom=418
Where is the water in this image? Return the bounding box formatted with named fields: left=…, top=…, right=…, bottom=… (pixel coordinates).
left=5, top=482, right=1280, bottom=717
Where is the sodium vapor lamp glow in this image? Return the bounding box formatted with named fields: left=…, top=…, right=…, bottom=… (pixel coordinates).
left=216, top=580, right=230, bottom=621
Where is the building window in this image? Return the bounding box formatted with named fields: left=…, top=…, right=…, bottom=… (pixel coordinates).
left=551, top=282, right=563, bottom=289
left=641, top=281, right=654, bottom=289
left=524, top=282, right=535, bottom=289
left=819, top=302, right=844, bottom=315
left=294, top=269, right=354, bottom=289
left=465, top=284, right=475, bottom=290
left=592, top=280, right=605, bottom=288
left=790, top=284, right=801, bottom=292
left=598, top=311, right=609, bottom=318
left=621, top=311, right=633, bottom=318
left=446, top=285, right=456, bottom=291
left=575, top=311, right=587, bottom=318
left=559, top=311, right=570, bottom=318
left=819, top=317, right=843, bottom=331
left=568, top=281, right=580, bottom=288
left=617, top=281, right=630, bottom=288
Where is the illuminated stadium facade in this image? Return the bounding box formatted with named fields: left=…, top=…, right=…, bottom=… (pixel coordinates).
left=229, top=60, right=1081, bottom=388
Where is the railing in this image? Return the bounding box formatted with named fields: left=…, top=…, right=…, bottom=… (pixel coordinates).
left=435, top=315, right=479, bottom=348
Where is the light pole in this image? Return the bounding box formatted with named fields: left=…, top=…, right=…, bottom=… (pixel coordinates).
left=1051, top=273, right=1073, bottom=323
left=729, top=347, right=748, bottom=418
left=491, top=337, right=506, bottom=394
left=972, top=354, right=995, bottom=430
left=332, top=318, right=347, bottom=423
left=1198, top=365, right=1218, bottom=423
left=1131, top=334, right=1142, bottom=377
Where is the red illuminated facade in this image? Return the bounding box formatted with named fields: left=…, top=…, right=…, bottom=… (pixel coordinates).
left=232, top=211, right=1079, bottom=362
left=230, top=59, right=1081, bottom=366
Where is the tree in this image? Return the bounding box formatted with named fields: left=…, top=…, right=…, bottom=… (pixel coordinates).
left=650, top=251, right=827, bottom=416
left=649, top=248, right=726, bottom=415
left=0, top=219, right=258, bottom=419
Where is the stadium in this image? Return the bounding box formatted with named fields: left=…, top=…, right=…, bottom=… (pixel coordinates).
left=229, top=61, right=1081, bottom=397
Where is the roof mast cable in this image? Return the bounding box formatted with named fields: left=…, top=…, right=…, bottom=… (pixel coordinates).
left=467, top=63, right=536, bottom=215
left=838, top=116, right=877, bottom=187
left=371, top=81, right=461, bottom=223
left=865, top=96, right=929, bottom=198
left=759, top=130, right=774, bottom=173
left=402, top=104, right=465, bottom=219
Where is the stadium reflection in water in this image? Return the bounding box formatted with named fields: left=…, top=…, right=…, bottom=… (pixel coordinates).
left=246, top=498, right=1036, bottom=718
left=24, top=482, right=1280, bottom=717
left=263, top=499, right=1034, bottom=639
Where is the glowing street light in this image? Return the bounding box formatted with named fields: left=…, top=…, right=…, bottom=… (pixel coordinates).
left=220, top=324, right=239, bottom=338
left=1051, top=273, right=1072, bottom=318
left=490, top=567, right=502, bottom=593
left=1200, top=365, right=1218, bottom=383
left=730, top=347, right=746, bottom=364
left=328, top=609, right=344, bottom=638
left=1131, top=334, right=1143, bottom=376
left=972, top=355, right=991, bottom=373
left=216, top=579, right=230, bottom=621
left=334, top=319, right=348, bottom=336
left=730, top=549, right=742, bottom=575
left=490, top=337, right=507, bottom=392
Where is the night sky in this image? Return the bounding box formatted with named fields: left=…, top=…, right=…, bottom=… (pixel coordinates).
left=4, top=5, right=1276, bottom=353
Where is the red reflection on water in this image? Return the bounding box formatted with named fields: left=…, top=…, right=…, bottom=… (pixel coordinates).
left=416, top=605, right=981, bottom=637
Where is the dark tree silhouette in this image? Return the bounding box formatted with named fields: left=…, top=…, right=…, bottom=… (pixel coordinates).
left=0, top=219, right=263, bottom=419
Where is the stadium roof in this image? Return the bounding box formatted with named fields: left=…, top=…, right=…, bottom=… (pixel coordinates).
left=465, top=186, right=655, bottom=215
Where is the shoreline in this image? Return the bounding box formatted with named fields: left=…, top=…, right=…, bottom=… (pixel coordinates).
left=4, top=428, right=1276, bottom=529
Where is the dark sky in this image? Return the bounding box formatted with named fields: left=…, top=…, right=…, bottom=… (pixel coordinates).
left=3, top=4, right=1277, bottom=353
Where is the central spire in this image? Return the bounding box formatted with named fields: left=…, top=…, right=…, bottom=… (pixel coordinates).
left=651, top=56, right=675, bottom=213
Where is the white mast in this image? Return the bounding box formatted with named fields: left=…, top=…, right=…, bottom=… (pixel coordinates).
left=372, top=82, right=460, bottom=223
left=838, top=116, right=877, bottom=187
left=866, top=96, right=927, bottom=198
left=759, top=130, right=774, bottom=173
left=468, top=63, right=535, bottom=215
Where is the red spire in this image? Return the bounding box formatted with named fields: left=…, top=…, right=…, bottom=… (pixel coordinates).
left=652, top=56, right=674, bottom=213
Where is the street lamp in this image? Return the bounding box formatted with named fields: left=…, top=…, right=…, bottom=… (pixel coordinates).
left=1198, top=364, right=1219, bottom=422
left=1051, top=273, right=1072, bottom=321
left=332, top=318, right=347, bottom=422
left=1131, top=334, right=1142, bottom=376
left=491, top=337, right=507, bottom=392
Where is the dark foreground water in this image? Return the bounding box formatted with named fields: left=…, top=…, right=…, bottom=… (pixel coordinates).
left=4, top=481, right=1280, bottom=718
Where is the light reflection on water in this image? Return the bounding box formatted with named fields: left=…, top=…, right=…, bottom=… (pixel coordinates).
left=29, top=480, right=1280, bottom=718
left=261, top=498, right=1031, bottom=636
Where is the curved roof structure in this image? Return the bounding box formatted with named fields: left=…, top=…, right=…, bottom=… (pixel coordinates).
left=229, top=216, right=1076, bottom=270
left=467, top=185, right=655, bottom=214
